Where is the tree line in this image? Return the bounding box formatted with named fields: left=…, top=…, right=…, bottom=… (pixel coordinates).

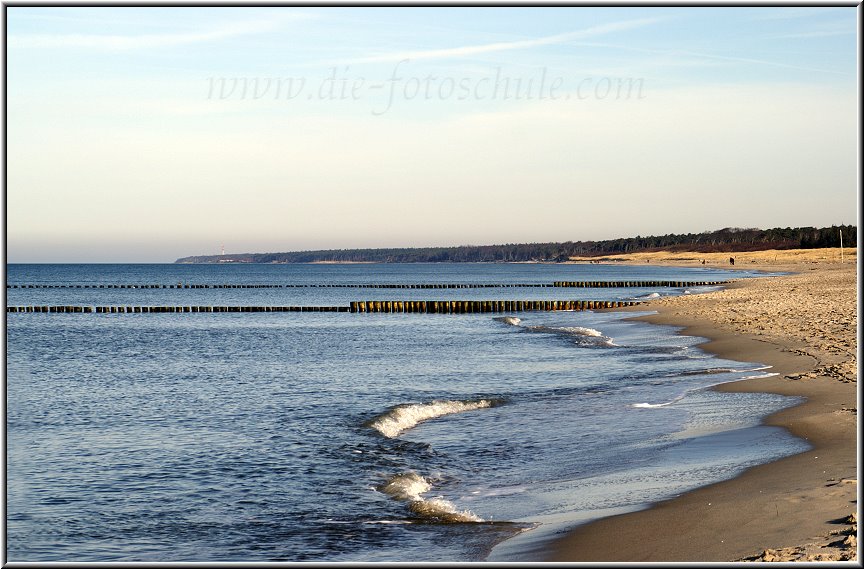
left=175, top=225, right=856, bottom=264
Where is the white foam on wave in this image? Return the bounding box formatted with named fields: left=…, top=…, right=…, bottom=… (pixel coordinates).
left=629, top=292, right=661, bottom=301
left=525, top=325, right=605, bottom=338
left=678, top=365, right=772, bottom=377
left=702, top=366, right=775, bottom=386
left=409, top=497, right=483, bottom=523
left=632, top=401, right=673, bottom=409
left=633, top=365, right=778, bottom=409
left=742, top=372, right=780, bottom=380
left=378, top=472, right=483, bottom=523
left=525, top=324, right=615, bottom=346
left=369, top=399, right=494, bottom=438
left=378, top=471, right=432, bottom=501
left=632, top=393, right=687, bottom=409
left=557, top=326, right=604, bottom=337
left=677, top=367, right=741, bottom=376
left=494, top=316, right=614, bottom=345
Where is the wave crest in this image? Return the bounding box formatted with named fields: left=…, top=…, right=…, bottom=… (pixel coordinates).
left=632, top=393, right=687, bottom=409
left=524, top=325, right=615, bottom=346
left=369, top=399, right=495, bottom=438
left=525, top=325, right=604, bottom=337
left=742, top=372, right=779, bottom=380
left=378, top=472, right=483, bottom=523
left=556, top=326, right=604, bottom=337
left=493, top=317, right=614, bottom=345
left=632, top=401, right=672, bottom=409
left=409, top=497, right=484, bottom=523
left=378, top=472, right=432, bottom=501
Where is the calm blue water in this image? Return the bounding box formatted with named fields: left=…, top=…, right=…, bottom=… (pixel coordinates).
left=5, top=263, right=808, bottom=562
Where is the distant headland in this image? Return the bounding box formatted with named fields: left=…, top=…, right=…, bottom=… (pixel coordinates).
left=175, top=225, right=855, bottom=264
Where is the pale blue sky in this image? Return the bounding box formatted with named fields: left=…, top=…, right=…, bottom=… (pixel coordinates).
left=4, top=6, right=859, bottom=262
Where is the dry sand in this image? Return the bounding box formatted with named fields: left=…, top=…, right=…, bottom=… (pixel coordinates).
left=546, top=248, right=858, bottom=562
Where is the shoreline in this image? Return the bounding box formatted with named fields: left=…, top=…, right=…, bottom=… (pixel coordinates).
left=540, top=259, right=857, bottom=562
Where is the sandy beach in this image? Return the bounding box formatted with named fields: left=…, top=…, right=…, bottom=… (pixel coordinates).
left=547, top=248, right=858, bottom=562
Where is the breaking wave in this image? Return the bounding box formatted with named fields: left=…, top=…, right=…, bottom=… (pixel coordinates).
left=549, top=326, right=604, bottom=337
left=368, top=399, right=496, bottom=438
left=526, top=324, right=601, bottom=337
left=632, top=393, right=688, bottom=409
left=378, top=471, right=432, bottom=501
left=741, top=372, right=780, bottom=380
left=493, top=315, right=613, bottom=345
left=378, top=472, right=483, bottom=523
left=632, top=366, right=778, bottom=409
left=677, top=367, right=744, bottom=376
left=524, top=325, right=615, bottom=346
left=677, top=365, right=773, bottom=377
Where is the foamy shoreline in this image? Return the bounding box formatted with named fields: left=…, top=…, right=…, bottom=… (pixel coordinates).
left=541, top=249, right=857, bottom=562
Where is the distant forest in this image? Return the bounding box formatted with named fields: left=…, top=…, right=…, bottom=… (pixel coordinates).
left=175, top=225, right=857, bottom=264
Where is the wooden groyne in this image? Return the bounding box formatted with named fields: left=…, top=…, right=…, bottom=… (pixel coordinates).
left=552, top=280, right=725, bottom=288
left=6, top=300, right=641, bottom=314
left=349, top=300, right=641, bottom=313
left=6, top=306, right=348, bottom=313
left=6, top=283, right=540, bottom=289
left=6, top=280, right=727, bottom=290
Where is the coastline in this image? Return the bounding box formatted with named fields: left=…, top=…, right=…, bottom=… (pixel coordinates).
left=542, top=253, right=857, bottom=562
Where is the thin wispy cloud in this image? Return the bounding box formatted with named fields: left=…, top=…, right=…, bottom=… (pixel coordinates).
left=772, top=29, right=854, bottom=39
left=571, top=41, right=851, bottom=77
left=770, top=21, right=855, bottom=40
left=7, top=15, right=308, bottom=50
left=751, top=7, right=844, bottom=21
left=678, top=49, right=852, bottom=76
left=344, top=17, right=665, bottom=64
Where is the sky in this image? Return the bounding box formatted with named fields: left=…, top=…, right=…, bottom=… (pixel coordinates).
left=3, top=5, right=859, bottom=262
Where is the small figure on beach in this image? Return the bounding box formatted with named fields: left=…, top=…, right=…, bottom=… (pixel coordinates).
left=729, top=257, right=735, bottom=266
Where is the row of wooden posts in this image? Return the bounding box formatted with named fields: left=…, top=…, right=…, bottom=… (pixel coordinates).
left=7, top=280, right=726, bottom=290
left=552, top=280, right=725, bottom=288
left=349, top=299, right=640, bottom=313
left=7, top=300, right=642, bottom=314
left=6, top=305, right=350, bottom=313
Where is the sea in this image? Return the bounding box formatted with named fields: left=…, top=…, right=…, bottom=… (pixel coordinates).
left=4, top=263, right=810, bottom=562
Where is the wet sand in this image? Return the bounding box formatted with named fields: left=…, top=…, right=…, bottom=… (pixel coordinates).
left=547, top=249, right=857, bottom=562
